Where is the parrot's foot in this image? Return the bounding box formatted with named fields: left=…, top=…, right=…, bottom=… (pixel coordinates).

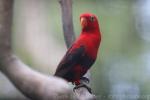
left=80, top=77, right=89, bottom=84
left=73, top=83, right=92, bottom=93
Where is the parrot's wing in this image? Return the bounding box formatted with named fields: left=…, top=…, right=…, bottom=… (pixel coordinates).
left=54, top=45, right=85, bottom=78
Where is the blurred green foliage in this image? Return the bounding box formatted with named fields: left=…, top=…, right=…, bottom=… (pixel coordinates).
left=1, top=0, right=150, bottom=99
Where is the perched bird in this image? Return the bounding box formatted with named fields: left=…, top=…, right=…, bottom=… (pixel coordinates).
left=55, top=13, right=101, bottom=86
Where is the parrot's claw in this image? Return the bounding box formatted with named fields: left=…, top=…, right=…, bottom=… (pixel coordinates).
left=73, top=83, right=92, bottom=93
left=80, top=77, right=89, bottom=84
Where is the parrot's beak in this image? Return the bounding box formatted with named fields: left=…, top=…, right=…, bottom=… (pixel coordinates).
left=80, top=17, right=87, bottom=28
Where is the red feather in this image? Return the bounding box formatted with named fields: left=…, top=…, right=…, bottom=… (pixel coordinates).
left=55, top=13, right=101, bottom=85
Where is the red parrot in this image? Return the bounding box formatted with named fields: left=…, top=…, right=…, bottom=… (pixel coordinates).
left=55, top=13, right=101, bottom=86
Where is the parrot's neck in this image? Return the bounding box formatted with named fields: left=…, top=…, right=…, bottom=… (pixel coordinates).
left=82, top=27, right=99, bottom=32
left=81, top=22, right=100, bottom=34
left=81, top=27, right=100, bottom=36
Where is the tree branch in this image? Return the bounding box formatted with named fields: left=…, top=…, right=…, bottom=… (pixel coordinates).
left=0, top=0, right=96, bottom=99
left=59, top=0, right=96, bottom=99
left=0, top=0, right=73, bottom=99
left=59, top=0, right=75, bottom=48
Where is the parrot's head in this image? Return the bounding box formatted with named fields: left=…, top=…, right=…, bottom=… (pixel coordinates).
left=80, top=13, right=99, bottom=32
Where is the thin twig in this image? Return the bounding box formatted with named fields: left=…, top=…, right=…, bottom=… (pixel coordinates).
left=59, top=0, right=75, bottom=48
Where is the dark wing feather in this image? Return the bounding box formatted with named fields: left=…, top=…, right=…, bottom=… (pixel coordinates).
left=54, top=45, right=85, bottom=78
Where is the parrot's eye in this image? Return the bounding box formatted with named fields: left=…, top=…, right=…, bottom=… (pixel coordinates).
left=90, top=16, right=95, bottom=22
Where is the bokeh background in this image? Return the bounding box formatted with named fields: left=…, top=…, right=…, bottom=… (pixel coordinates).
left=0, top=0, right=150, bottom=100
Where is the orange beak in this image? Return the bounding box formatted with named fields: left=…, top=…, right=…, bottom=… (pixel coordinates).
left=80, top=17, right=87, bottom=28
